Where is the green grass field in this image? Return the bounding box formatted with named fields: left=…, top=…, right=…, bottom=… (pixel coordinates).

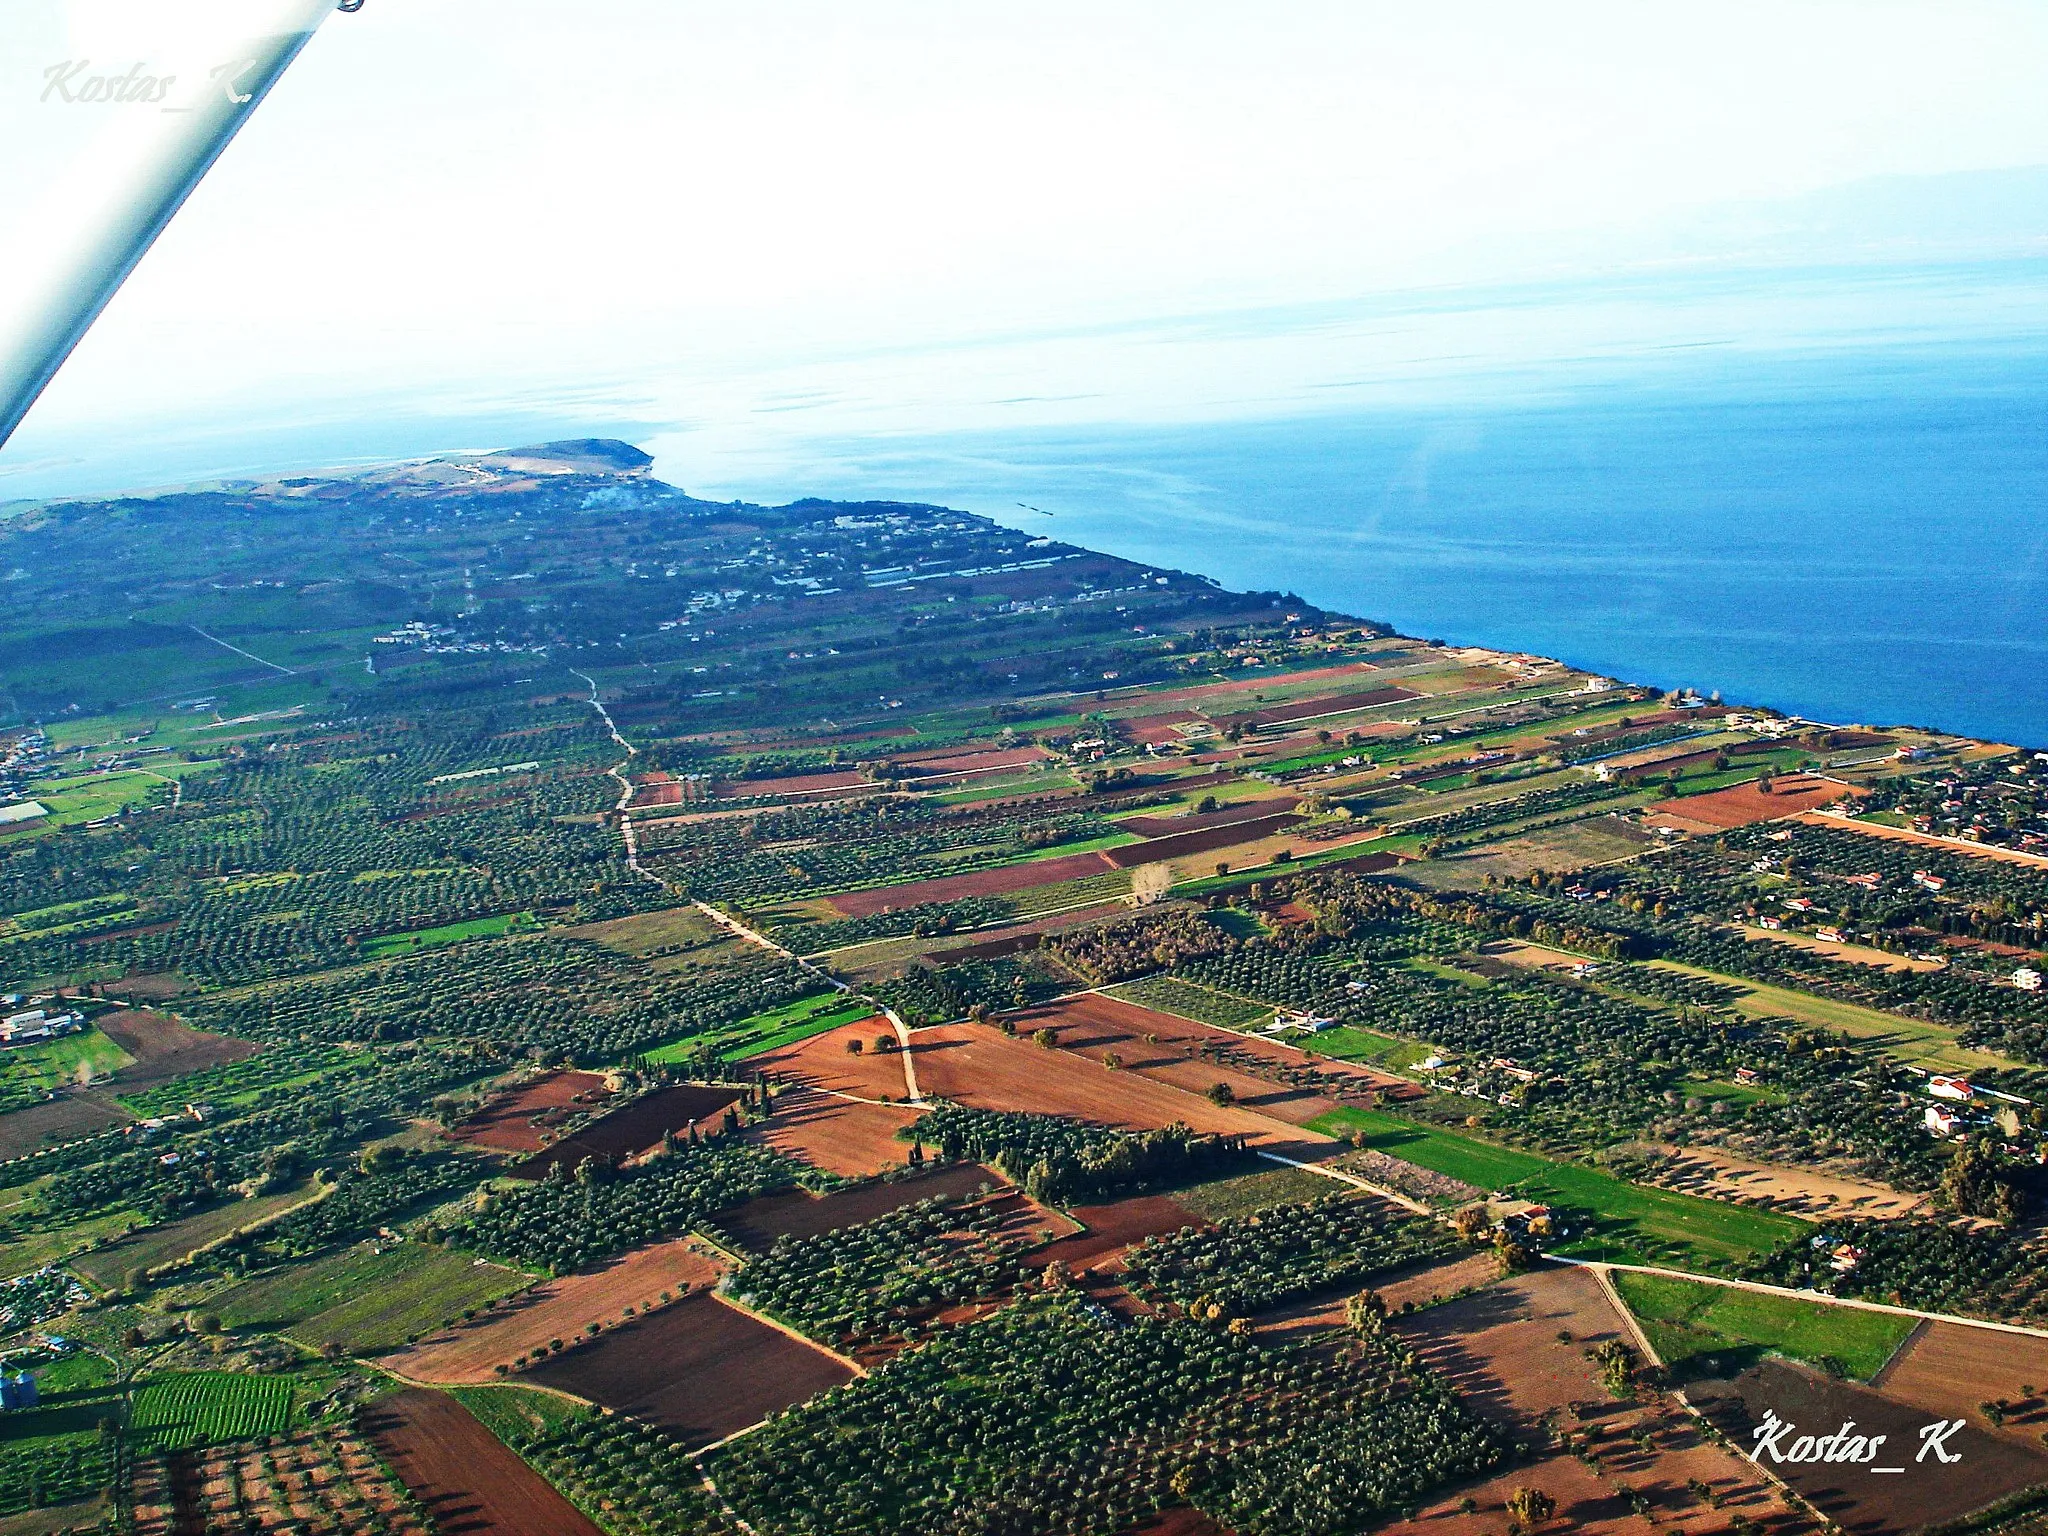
left=71, top=1183, right=320, bottom=1289
left=450, top=1384, right=590, bottom=1446
left=214, top=1241, right=533, bottom=1355
left=1306, top=1026, right=1438, bottom=1073
left=360, top=911, right=537, bottom=960
left=644, top=990, right=877, bottom=1064
left=1611, top=1270, right=1917, bottom=1381
left=1305, top=1107, right=1806, bottom=1271
left=1647, top=960, right=2013, bottom=1072
left=130, top=1371, right=294, bottom=1453
left=1104, top=974, right=1275, bottom=1029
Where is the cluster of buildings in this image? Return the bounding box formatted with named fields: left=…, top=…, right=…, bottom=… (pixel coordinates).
left=1918, top=1072, right=2036, bottom=1146
left=0, top=1004, right=83, bottom=1047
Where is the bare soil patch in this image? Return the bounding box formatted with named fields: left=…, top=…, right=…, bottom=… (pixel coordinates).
left=1020, top=992, right=1416, bottom=1121
left=743, top=1086, right=921, bottom=1177
left=1645, top=776, right=1858, bottom=832
left=1735, top=926, right=1946, bottom=973
left=1033, top=1193, right=1196, bottom=1273
left=95, top=1008, right=257, bottom=1091
left=525, top=1291, right=854, bottom=1450
left=512, top=1083, right=745, bottom=1178
left=713, top=769, right=869, bottom=799
left=751, top=1018, right=916, bottom=1101
left=909, top=1018, right=1344, bottom=1161
left=1102, top=814, right=1303, bottom=867
left=1689, top=1357, right=2048, bottom=1535
left=449, top=1069, right=612, bottom=1154
left=715, top=1163, right=1001, bottom=1253
left=1648, top=1146, right=1927, bottom=1222
left=826, top=851, right=1116, bottom=916
left=362, top=1387, right=606, bottom=1536
left=384, top=1239, right=725, bottom=1384
left=100, top=972, right=190, bottom=1000
left=1871, top=1321, right=2048, bottom=1447
left=0, top=1091, right=131, bottom=1160
left=1392, top=1268, right=1812, bottom=1536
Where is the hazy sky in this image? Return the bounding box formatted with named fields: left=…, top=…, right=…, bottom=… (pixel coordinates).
left=4, top=0, right=2047, bottom=495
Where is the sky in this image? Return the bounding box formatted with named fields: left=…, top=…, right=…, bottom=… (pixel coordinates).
left=3, top=0, right=2047, bottom=497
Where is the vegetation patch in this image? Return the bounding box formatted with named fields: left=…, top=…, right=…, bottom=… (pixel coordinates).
left=1610, top=1269, right=1917, bottom=1381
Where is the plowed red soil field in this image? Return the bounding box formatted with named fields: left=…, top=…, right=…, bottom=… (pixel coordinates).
left=362, top=1388, right=605, bottom=1536
left=1690, top=1357, right=2048, bottom=1535
left=1018, top=993, right=1415, bottom=1123
left=1869, top=1320, right=2048, bottom=1449
left=381, top=1239, right=725, bottom=1384
left=825, top=851, right=1116, bottom=916
left=96, top=1009, right=257, bottom=1090
left=1645, top=775, right=1857, bottom=831
left=742, top=1086, right=921, bottom=1177
left=1391, top=1268, right=1812, bottom=1536
left=716, top=1163, right=1000, bottom=1252
left=908, top=1019, right=1343, bottom=1161
left=449, top=1070, right=611, bottom=1154
left=1032, top=1193, right=1200, bottom=1273
left=512, top=1083, right=743, bottom=1178
left=1101, top=814, right=1301, bottom=866
left=1212, top=683, right=1420, bottom=730
left=526, top=1292, right=855, bottom=1450
left=750, top=1018, right=916, bottom=1101
left=713, top=769, right=870, bottom=799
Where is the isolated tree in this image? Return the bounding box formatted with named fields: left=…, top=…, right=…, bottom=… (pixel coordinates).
left=1507, top=1486, right=1557, bottom=1530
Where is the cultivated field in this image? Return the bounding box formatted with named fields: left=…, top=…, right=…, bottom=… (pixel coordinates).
left=1394, top=1267, right=1811, bottom=1536
left=512, top=1083, right=744, bottom=1179
left=94, top=1008, right=258, bottom=1092
left=716, top=1163, right=1000, bottom=1252
left=908, top=1018, right=1347, bottom=1161
left=362, top=1388, right=605, bottom=1536
left=1872, top=1320, right=2048, bottom=1446
left=1647, top=1145, right=1927, bottom=1222
left=1020, top=991, right=1418, bottom=1123
left=0, top=1092, right=131, bottom=1162
left=129, top=1372, right=295, bottom=1454
left=742, top=1085, right=922, bottom=1177
left=751, top=1017, right=920, bottom=1101
left=213, top=1241, right=535, bottom=1355
left=525, top=1291, right=856, bottom=1450
left=382, top=1238, right=724, bottom=1384
left=825, top=851, right=1118, bottom=917
left=448, top=1068, right=611, bottom=1154
left=132, top=1427, right=430, bottom=1536
left=1690, top=1357, right=2048, bottom=1534
left=72, top=1182, right=320, bottom=1287
left=1611, top=1270, right=1917, bottom=1380
left=1644, top=775, right=1854, bottom=832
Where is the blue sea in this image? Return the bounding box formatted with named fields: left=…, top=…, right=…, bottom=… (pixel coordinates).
left=703, top=350, right=2048, bottom=748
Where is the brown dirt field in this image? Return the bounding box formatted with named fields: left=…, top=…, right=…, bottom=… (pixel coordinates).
left=742, top=1086, right=921, bottom=1177
left=1212, top=684, right=1421, bottom=730
left=1255, top=1251, right=1504, bottom=1344
left=362, top=1387, right=606, bottom=1536
left=1735, top=926, right=1945, bottom=972
left=716, top=1163, right=1002, bottom=1252
left=1120, top=1508, right=1236, bottom=1536
left=95, top=1009, right=257, bottom=1090
left=713, top=769, right=869, bottom=799
left=826, top=850, right=1117, bottom=916
left=1117, top=711, right=1205, bottom=747
left=1871, top=1320, right=2048, bottom=1448
left=1118, top=797, right=1296, bottom=836
left=384, top=1239, right=725, bottom=1384
left=526, top=1291, right=855, bottom=1449
left=751, top=1018, right=918, bottom=1101
left=1798, top=813, right=2048, bottom=870
left=448, top=1069, right=612, bottom=1154
left=1101, top=814, right=1303, bottom=867
left=1643, top=776, right=1858, bottom=832
left=101, top=972, right=190, bottom=1000
left=894, top=745, right=1053, bottom=775
left=1392, top=1268, right=1813, bottom=1536
left=1032, top=1193, right=1197, bottom=1272
left=511, top=1083, right=743, bottom=1179
left=1649, top=1146, right=1928, bottom=1221
left=1023, top=992, right=1417, bottom=1121
left=1689, top=1357, right=2048, bottom=1535
left=0, top=1091, right=131, bottom=1159
left=908, top=1018, right=1345, bottom=1161
left=627, top=780, right=684, bottom=808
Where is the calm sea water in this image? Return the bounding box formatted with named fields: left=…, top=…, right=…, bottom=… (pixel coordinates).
left=720, top=352, right=2048, bottom=747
